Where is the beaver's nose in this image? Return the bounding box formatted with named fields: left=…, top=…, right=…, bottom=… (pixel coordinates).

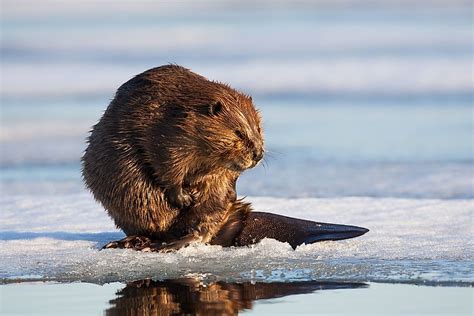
left=252, top=148, right=264, bottom=162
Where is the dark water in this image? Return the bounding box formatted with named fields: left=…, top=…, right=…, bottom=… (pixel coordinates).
left=1, top=279, right=472, bottom=316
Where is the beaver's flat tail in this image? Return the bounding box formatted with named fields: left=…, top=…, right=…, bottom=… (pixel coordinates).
left=234, top=212, right=368, bottom=249
left=210, top=202, right=369, bottom=249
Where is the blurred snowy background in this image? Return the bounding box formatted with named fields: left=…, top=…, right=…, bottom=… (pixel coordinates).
left=1, top=0, right=472, bottom=198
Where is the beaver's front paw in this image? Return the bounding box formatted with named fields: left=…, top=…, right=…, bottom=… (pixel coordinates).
left=165, top=186, right=193, bottom=209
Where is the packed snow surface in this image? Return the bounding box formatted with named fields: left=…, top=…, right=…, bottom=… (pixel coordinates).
left=1, top=194, right=472, bottom=285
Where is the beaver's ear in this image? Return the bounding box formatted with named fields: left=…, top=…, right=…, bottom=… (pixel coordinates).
left=209, top=101, right=223, bottom=116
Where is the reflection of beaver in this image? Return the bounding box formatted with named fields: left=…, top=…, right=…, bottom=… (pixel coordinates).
left=106, top=278, right=367, bottom=315
left=82, top=65, right=368, bottom=252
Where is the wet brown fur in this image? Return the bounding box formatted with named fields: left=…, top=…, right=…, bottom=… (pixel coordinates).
left=82, top=65, right=264, bottom=248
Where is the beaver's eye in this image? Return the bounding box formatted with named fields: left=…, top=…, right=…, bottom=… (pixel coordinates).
left=234, top=130, right=244, bottom=140
left=209, top=101, right=223, bottom=116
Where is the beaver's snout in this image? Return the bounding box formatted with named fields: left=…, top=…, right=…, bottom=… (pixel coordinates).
left=252, top=147, right=264, bottom=163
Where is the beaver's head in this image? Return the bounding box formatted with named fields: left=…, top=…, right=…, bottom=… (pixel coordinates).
left=179, top=90, right=264, bottom=173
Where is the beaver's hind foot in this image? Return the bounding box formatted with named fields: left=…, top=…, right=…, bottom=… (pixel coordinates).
left=102, top=236, right=154, bottom=252
left=102, top=235, right=198, bottom=253
left=149, top=234, right=198, bottom=253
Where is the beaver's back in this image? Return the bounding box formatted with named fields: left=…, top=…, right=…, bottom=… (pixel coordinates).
left=82, top=66, right=189, bottom=236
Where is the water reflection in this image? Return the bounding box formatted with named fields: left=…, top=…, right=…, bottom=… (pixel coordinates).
left=106, top=278, right=367, bottom=315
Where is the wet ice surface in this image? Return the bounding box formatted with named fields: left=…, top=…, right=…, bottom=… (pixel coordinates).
left=1, top=194, right=472, bottom=285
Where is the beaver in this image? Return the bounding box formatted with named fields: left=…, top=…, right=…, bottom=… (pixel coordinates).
left=82, top=65, right=368, bottom=252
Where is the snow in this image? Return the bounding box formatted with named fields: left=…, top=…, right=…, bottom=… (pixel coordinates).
left=2, top=59, right=472, bottom=99
left=2, top=2, right=472, bottom=99
left=1, top=194, right=472, bottom=285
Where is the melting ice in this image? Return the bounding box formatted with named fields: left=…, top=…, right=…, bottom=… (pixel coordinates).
left=1, top=195, right=472, bottom=285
